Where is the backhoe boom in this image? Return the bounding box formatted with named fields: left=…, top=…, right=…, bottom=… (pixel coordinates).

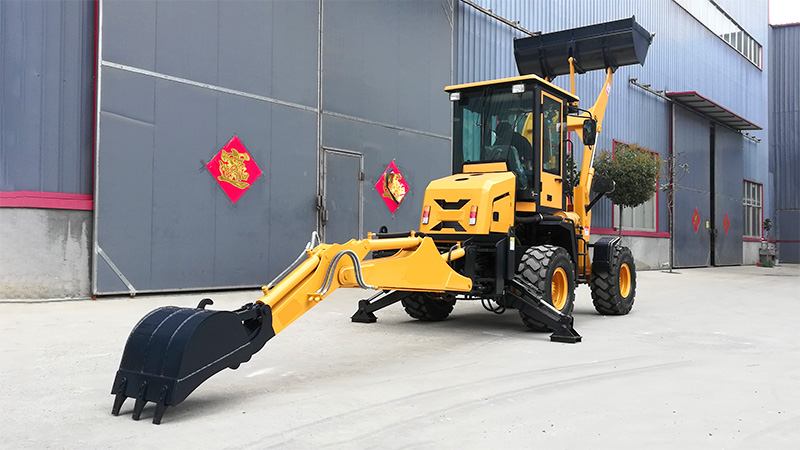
left=258, top=234, right=472, bottom=335
left=111, top=232, right=471, bottom=423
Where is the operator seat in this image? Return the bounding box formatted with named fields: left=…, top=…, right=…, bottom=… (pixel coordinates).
left=487, top=122, right=530, bottom=190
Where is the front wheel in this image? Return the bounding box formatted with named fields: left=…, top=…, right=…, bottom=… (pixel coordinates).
left=590, top=245, right=636, bottom=315
left=401, top=292, right=456, bottom=321
left=515, top=245, right=576, bottom=331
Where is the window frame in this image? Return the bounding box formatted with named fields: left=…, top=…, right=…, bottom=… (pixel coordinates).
left=673, top=0, right=763, bottom=70
left=742, top=179, right=763, bottom=240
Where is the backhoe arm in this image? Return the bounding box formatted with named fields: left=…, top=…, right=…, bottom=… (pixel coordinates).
left=111, top=232, right=471, bottom=423
left=259, top=234, right=472, bottom=335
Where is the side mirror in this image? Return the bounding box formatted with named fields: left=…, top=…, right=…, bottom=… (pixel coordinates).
left=592, top=177, right=615, bottom=194
left=582, top=119, right=597, bottom=146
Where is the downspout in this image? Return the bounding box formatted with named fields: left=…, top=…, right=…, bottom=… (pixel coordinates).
left=316, top=0, right=324, bottom=237
left=669, top=101, right=675, bottom=272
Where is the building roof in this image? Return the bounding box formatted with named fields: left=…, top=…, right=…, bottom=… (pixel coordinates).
left=666, top=91, right=762, bottom=131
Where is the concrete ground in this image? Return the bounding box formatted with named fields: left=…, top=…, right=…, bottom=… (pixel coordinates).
left=1, top=264, right=798, bottom=449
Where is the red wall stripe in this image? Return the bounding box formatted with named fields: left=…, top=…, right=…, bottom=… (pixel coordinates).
left=0, top=191, right=93, bottom=211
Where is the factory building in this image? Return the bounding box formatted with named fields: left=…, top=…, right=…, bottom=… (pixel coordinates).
left=1, top=0, right=792, bottom=299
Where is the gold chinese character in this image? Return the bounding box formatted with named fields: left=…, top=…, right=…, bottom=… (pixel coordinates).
left=217, top=148, right=251, bottom=189
left=381, top=171, right=407, bottom=203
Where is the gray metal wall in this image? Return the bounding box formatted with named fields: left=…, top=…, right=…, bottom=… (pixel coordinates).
left=0, top=0, right=95, bottom=194
left=321, top=0, right=453, bottom=238
left=673, top=106, right=711, bottom=267
left=770, top=24, right=800, bottom=263
left=454, top=0, right=769, bottom=242
left=713, top=125, right=744, bottom=265
left=94, top=0, right=453, bottom=294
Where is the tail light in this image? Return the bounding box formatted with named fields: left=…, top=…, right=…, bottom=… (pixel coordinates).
left=422, top=205, right=431, bottom=224
left=469, top=205, right=478, bottom=225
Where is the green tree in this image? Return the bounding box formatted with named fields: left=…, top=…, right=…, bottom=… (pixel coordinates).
left=594, top=143, right=661, bottom=238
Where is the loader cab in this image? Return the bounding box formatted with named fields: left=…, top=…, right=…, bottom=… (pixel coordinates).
left=447, top=75, right=579, bottom=213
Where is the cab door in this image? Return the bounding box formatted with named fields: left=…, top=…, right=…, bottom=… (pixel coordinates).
left=539, top=91, right=565, bottom=210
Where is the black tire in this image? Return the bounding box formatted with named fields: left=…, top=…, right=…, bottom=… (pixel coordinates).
left=516, top=245, right=575, bottom=331
left=590, top=245, right=636, bottom=315
left=401, top=292, right=456, bottom=321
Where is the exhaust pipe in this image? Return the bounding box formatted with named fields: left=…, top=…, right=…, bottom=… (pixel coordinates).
left=110, top=299, right=275, bottom=424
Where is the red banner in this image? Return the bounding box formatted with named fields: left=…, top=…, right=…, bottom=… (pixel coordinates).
left=375, top=161, right=409, bottom=214
left=207, top=136, right=262, bottom=203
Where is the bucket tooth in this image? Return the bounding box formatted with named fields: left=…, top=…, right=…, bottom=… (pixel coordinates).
left=111, top=301, right=275, bottom=424
left=132, top=382, right=148, bottom=420
left=152, top=386, right=169, bottom=424
left=153, top=403, right=168, bottom=425
left=111, top=378, right=127, bottom=415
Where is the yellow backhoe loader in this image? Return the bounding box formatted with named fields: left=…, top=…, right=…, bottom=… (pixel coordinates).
left=111, top=17, right=653, bottom=424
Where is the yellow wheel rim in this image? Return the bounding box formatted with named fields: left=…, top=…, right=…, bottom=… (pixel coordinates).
left=551, top=267, right=568, bottom=310
left=619, top=263, right=632, bottom=298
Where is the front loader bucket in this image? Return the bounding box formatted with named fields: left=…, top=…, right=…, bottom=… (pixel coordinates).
left=111, top=300, right=274, bottom=424
left=514, top=16, right=653, bottom=79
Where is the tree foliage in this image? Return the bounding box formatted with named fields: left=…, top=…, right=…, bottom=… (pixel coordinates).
left=593, top=143, right=661, bottom=208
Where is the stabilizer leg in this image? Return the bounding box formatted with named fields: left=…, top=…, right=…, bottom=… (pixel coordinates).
left=351, top=290, right=412, bottom=323
left=507, top=278, right=582, bottom=343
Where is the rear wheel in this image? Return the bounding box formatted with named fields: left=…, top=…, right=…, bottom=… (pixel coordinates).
left=516, top=245, right=575, bottom=331
left=401, top=292, right=456, bottom=321
left=590, top=245, right=636, bottom=315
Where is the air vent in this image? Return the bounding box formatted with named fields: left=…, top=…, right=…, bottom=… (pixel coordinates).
left=435, top=199, right=470, bottom=210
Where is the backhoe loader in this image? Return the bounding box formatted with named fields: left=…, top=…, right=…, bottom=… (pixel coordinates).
left=111, top=17, right=653, bottom=424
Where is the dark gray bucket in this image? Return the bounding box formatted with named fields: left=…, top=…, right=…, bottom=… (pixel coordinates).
left=514, top=16, right=653, bottom=79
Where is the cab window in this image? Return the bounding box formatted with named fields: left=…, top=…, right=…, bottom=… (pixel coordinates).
left=541, top=94, right=563, bottom=175
left=455, top=89, right=534, bottom=192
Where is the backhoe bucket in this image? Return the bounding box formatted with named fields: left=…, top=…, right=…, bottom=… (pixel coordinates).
left=110, top=300, right=274, bottom=424
left=514, top=16, right=653, bottom=79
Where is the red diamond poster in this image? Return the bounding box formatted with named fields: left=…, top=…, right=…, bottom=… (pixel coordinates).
left=691, top=208, right=701, bottom=232
left=375, top=161, right=409, bottom=214
left=723, top=213, right=730, bottom=234
left=207, top=135, right=262, bottom=203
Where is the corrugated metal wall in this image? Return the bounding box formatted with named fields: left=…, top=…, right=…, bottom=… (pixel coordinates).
left=0, top=0, right=95, bottom=194
left=672, top=106, right=711, bottom=267
left=93, top=0, right=453, bottom=294
left=95, top=0, right=320, bottom=294
left=454, top=0, right=769, bottom=243
left=321, top=0, right=453, bottom=239
left=770, top=23, right=800, bottom=262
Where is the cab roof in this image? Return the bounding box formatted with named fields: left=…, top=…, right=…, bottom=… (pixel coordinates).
left=445, top=74, right=579, bottom=103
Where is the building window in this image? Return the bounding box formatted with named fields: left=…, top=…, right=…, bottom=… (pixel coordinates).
left=743, top=180, right=762, bottom=238
left=614, top=194, right=656, bottom=232
left=611, top=141, right=658, bottom=232
left=674, top=0, right=762, bottom=68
